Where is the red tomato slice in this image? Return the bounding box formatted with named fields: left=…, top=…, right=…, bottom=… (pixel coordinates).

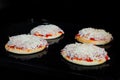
left=45, top=34, right=52, bottom=37
left=34, top=33, right=44, bottom=36
left=9, top=45, right=15, bottom=48
left=76, top=34, right=80, bottom=36
left=85, top=58, right=93, bottom=62
left=58, top=31, right=63, bottom=34
left=90, top=38, right=96, bottom=40
left=105, top=55, right=109, bottom=60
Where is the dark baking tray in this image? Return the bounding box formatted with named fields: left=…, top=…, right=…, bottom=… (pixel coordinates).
left=0, top=18, right=119, bottom=79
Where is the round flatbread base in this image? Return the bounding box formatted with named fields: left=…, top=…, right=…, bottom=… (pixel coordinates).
left=61, top=52, right=106, bottom=66
left=5, top=44, right=47, bottom=54
left=75, top=36, right=111, bottom=45
left=34, top=32, right=63, bottom=39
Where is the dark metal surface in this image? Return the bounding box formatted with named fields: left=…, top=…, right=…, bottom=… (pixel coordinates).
left=0, top=17, right=119, bottom=79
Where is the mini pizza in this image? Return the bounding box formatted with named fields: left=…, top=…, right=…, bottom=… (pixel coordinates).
left=61, top=43, right=110, bottom=66
left=75, top=27, right=113, bottom=45
left=5, top=34, right=48, bottom=54
left=30, top=24, right=64, bottom=39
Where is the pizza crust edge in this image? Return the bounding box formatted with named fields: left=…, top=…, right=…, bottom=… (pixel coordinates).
left=5, top=44, right=47, bottom=54
left=75, top=35, right=111, bottom=45
left=61, top=51, right=106, bottom=66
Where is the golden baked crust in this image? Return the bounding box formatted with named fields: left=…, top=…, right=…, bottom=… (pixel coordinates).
left=61, top=43, right=110, bottom=66
left=5, top=44, right=47, bottom=54
left=33, top=31, right=63, bottom=39
left=5, top=34, right=48, bottom=54
left=75, top=28, right=113, bottom=45
left=75, top=35, right=111, bottom=45
left=30, top=24, right=64, bottom=39
left=61, top=51, right=107, bottom=66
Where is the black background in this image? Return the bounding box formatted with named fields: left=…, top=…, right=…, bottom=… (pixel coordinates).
left=0, top=0, right=115, bottom=24
left=0, top=1, right=119, bottom=80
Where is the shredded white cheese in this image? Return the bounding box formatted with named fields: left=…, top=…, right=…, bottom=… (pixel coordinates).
left=78, top=27, right=113, bottom=40
left=7, top=34, right=48, bottom=49
left=61, top=43, right=109, bottom=60
left=30, top=24, right=64, bottom=36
